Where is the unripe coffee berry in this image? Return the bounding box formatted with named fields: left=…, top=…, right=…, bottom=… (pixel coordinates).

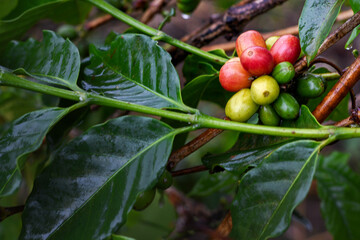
left=240, top=46, right=274, bottom=76
left=272, top=62, right=295, bottom=84
left=273, top=93, right=300, bottom=120
left=219, top=58, right=252, bottom=92
left=250, top=75, right=280, bottom=105
left=259, top=105, right=280, bottom=126
left=225, top=88, right=259, bottom=122
left=296, top=74, right=326, bottom=98
left=265, top=36, right=280, bottom=50
left=270, top=35, right=301, bottom=65
left=133, top=188, right=156, bottom=211
left=236, top=30, right=266, bottom=56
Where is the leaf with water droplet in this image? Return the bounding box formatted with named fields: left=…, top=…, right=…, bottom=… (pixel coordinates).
left=299, top=0, right=345, bottom=64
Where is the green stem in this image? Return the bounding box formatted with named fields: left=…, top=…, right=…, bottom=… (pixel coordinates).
left=317, top=72, right=340, bottom=81
left=2, top=71, right=360, bottom=140
left=84, top=0, right=228, bottom=65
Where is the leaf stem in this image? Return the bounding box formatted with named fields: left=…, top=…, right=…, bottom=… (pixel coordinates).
left=2, top=70, right=360, bottom=140
left=84, top=0, right=228, bottom=65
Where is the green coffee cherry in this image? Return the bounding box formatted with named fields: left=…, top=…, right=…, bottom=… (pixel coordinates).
left=250, top=75, right=280, bottom=105
left=259, top=105, right=280, bottom=126
left=177, top=0, right=200, bottom=14
left=296, top=74, right=325, bottom=98
left=272, top=62, right=295, bottom=84
left=156, top=171, right=173, bottom=190
left=273, top=93, right=300, bottom=120
left=133, top=188, right=156, bottom=211
left=56, top=24, right=78, bottom=40
left=225, top=88, right=259, bottom=122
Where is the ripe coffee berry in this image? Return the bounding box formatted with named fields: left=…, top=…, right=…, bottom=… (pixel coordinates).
left=236, top=30, right=266, bottom=56
left=219, top=58, right=252, bottom=92
left=240, top=46, right=274, bottom=76
left=270, top=35, right=301, bottom=65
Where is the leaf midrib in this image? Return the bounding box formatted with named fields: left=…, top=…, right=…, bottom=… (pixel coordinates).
left=47, top=123, right=176, bottom=239
left=258, top=141, right=320, bottom=240
left=92, top=45, right=187, bottom=111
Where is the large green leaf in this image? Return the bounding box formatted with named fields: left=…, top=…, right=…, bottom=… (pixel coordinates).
left=0, top=31, right=81, bottom=91
left=0, top=0, right=91, bottom=50
left=299, top=0, right=344, bottom=63
left=0, top=107, right=73, bottom=197
left=316, top=152, right=360, bottom=240
left=20, top=116, right=177, bottom=240
left=230, top=140, right=321, bottom=239
left=82, top=34, right=190, bottom=111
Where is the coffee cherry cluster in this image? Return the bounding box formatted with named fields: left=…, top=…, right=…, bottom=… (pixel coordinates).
left=220, top=30, right=326, bottom=126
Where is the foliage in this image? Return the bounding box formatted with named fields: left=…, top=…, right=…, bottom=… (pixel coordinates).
left=0, top=0, right=359, bottom=239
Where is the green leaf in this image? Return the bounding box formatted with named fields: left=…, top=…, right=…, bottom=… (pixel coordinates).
left=202, top=141, right=290, bottom=174
left=316, top=152, right=360, bottom=240
left=82, top=34, right=190, bottom=111
left=230, top=140, right=321, bottom=239
left=182, top=49, right=227, bottom=82
left=350, top=0, right=360, bottom=12
left=345, top=25, right=360, bottom=50
left=0, top=31, right=81, bottom=91
left=112, top=234, right=135, bottom=240
left=0, top=0, right=18, bottom=19
left=299, top=0, right=345, bottom=63
left=0, top=107, right=72, bottom=197
left=20, top=116, right=178, bottom=240
left=188, top=172, right=238, bottom=197
left=182, top=74, right=219, bottom=108
left=0, top=0, right=91, bottom=50
left=282, top=105, right=323, bottom=129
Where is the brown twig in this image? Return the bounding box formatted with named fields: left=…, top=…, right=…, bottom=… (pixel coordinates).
left=201, top=9, right=353, bottom=52
left=0, top=205, right=24, bottom=222
left=212, top=212, right=232, bottom=240
left=334, top=108, right=360, bottom=127
left=167, top=121, right=227, bottom=169
left=84, top=14, right=113, bottom=31
left=313, top=57, right=360, bottom=123
left=140, top=0, right=168, bottom=24
left=295, top=11, right=360, bottom=73
left=171, top=165, right=208, bottom=177
left=172, top=0, right=288, bottom=64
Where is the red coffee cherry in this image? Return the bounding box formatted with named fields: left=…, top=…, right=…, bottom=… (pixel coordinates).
left=270, top=35, right=301, bottom=65
left=219, top=58, right=252, bottom=92
left=236, top=30, right=266, bottom=57
left=240, top=46, right=274, bottom=76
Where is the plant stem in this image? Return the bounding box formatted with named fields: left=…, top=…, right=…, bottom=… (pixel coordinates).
left=85, top=0, right=228, bottom=65
left=2, top=70, right=360, bottom=140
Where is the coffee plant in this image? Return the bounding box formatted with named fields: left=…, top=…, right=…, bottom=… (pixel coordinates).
left=1, top=0, right=360, bottom=239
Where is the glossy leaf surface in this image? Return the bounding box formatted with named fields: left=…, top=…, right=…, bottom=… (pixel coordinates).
left=0, top=107, right=70, bottom=197
left=316, top=152, right=360, bottom=240
left=20, top=116, right=176, bottom=240
left=0, top=31, right=81, bottom=91
left=299, top=0, right=344, bottom=63
left=0, top=0, right=91, bottom=50
left=230, top=140, right=321, bottom=239
left=188, top=172, right=238, bottom=197
left=82, top=34, right=189, bottom=111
